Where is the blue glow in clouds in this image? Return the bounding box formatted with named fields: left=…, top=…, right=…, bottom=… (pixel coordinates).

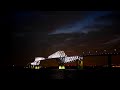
left=50, top=11, right=112, bottom=34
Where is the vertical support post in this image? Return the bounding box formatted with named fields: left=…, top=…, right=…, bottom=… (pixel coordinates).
left=108, top=55, right=112, bottom=69
left=80, top=60, right=83, bottom=69
left=77, top=60, right=80, bottom=69
left=77, top=59, right=83, bottom=69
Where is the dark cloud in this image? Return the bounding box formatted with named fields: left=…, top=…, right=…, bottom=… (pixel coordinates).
left=49, top=11, right=112, bottom=34
left=15, top=11, right=87, bottom=33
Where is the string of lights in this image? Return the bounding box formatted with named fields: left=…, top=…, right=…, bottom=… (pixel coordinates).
left=81, top=49, right=120, bottom=56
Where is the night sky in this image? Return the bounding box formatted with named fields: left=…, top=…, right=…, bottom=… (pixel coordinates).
left=1, top=11, right=120, bottom=66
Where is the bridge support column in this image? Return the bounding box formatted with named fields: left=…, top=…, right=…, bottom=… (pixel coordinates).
left=80, top=60, right=83, bottom=69
left=59, top=62, right=65, bottom=69
left=77, top=60, right=83, bottom=69
left=108, top=55, right=112, bottom=69
left=77, top=60, right=80, bottom=69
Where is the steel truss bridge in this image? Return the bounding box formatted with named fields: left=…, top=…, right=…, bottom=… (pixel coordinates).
left=28, top=50, right=120, bottom=69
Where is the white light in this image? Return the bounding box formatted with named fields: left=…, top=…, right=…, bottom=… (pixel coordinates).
left=35, top=57, right=45, bottom=61
left=31, top=62, right=37, bottom=65
left=114, top=49, right=117, bottom=51
left=63, top=56, right=83, bottom=63
left=48, top=51, right=66, bottom=59
left=31, top=60, right=41, bottom=65
left=30, top=57, right=45, bottom=66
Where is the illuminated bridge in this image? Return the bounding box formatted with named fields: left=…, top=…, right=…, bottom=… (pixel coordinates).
left=27, top=49, right=120, bottom=69
left=30, top=51, right=83, bottom=64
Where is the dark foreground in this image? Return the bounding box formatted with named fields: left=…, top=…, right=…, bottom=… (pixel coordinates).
left=2, top=67, right=120, bottom=81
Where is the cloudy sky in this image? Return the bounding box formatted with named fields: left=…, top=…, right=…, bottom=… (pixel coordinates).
left=1, top=11, right=120, bottom=66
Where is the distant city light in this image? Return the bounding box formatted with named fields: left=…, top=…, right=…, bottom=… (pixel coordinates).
left=112, top=65, right=120, bottom=68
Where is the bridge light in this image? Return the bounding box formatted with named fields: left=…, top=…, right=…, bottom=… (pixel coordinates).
left=114, top=49, right=117, bottom=51
left=96, top=51, right=97, bottom=53
left=104, top=50, right=106, bottom=52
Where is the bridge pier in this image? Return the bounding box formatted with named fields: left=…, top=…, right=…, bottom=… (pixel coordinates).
left=80, top=60, right=83, bottom=69
left=77, top=60, right=83, bottom=69
left=58, top=62, right=65, bottom=69
left=108, top=55, right=112, bottom=69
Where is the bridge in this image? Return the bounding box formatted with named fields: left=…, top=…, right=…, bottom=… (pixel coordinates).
left=28, top=49, right=120, bottom=69
left=81, top=51, right=120, bottom=68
